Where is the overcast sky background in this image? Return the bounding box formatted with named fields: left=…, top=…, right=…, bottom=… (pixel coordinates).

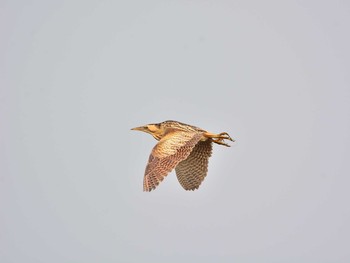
left=1, top=1, right=350, bottom=262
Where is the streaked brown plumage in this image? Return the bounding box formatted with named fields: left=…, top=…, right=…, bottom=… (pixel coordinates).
left=131, top=120, right=234, bottom=191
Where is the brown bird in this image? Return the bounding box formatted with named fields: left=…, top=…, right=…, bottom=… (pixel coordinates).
left=131, top=120, right=234, bottom=191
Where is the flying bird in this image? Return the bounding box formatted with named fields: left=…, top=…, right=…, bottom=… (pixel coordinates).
left=131, top=120, right=234, bottom=191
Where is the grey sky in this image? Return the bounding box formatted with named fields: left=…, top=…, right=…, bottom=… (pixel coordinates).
left=1, top=1, right=350, bottom=262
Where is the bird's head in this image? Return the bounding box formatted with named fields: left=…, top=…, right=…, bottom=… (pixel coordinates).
left=131, top=123, right=164, bottom=140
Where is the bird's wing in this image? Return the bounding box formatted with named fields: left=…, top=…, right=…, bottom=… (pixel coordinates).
left=143, top=130, right=203, bottom=191
left=175, top=139, right=212, bottom=190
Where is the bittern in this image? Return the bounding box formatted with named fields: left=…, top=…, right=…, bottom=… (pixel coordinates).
left=131, top=120, right=234, bottom=192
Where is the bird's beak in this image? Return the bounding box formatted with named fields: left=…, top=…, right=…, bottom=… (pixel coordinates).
left=131, top=126, right=147, bottom=132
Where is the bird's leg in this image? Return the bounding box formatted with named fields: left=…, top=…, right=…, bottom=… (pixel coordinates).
left=204, top=132, right=235, bottom=147
left=205, top=132, right=234, bottom=141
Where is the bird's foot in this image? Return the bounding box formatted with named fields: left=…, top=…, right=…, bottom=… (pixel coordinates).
left=204, top=132, right=235, bottom=147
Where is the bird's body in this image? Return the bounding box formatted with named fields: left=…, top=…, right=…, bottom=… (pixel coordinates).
left=131, top=120, right=234, bottom=191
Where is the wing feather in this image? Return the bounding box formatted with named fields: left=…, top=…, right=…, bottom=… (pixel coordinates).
left=143, top=130, right=203, bottom=191
left=175, top=139, right=212, bottom=190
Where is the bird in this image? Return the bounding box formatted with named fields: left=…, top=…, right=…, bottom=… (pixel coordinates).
left=131, top=120, right=234, bottom=192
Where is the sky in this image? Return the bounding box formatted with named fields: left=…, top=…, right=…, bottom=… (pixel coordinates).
left=1, top=1, right=350, bottom=262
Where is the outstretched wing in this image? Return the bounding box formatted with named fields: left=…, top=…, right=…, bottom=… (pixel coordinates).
left=175, top=139, right=212, bottom=190
left=144, top=130, right=203, bottom=191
